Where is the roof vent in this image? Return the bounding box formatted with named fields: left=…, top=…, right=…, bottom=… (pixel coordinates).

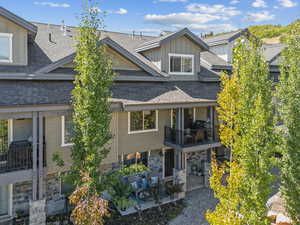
left=47, top=24, right=53, bottom=43
left=160, top=30, right=173, bottom=37
left=132, top=30, right=135, bottom=40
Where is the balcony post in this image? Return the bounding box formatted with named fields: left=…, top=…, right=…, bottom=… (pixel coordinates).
left=32, top=112, right=38, bottom=201
left=38, top=114, right=44, bottom=199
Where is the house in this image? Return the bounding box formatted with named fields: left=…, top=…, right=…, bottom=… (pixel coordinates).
left=0, top=6, right=283, bottom=222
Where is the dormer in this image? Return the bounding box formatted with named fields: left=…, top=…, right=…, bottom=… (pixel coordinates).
left=136, top=28, right=209, bottom=80
left=203, top=29, right=249, bottom=63
left=0, top=7, right=37, bottom=66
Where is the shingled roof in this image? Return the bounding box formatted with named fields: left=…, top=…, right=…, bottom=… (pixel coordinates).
left=203, top=29, right=249, bottom=46
left=0, top=80, right=219, bottom=107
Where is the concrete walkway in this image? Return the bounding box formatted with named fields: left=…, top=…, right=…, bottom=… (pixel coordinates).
left=169, top=188, right=217, bottom=225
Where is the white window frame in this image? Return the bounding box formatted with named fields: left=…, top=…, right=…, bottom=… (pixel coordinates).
left=0, top=184, right=13, bottom=219
left=0, top=33, right=13, bottom=63
left=168, top=53, right=194, bottom=75
left=128, top=110, right=158, bottom=134
left=61, top=116, right=74, bottom=147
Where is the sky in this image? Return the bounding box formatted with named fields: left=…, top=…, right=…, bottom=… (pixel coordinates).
left=1, top=0, right=300, bottom=36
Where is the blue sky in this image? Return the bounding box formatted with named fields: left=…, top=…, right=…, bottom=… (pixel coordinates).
left=1, top=0, right=299, bottom=35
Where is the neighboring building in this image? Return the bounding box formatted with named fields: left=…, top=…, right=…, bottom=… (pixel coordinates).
left=0, top=7, right=283, bottom=223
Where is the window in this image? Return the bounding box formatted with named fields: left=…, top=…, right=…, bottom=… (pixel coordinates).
left=62, top=115, right=74, bottom=146
left=0, top=184, right=12, bottom=217
left=169, top=54, right=194, bottom=75
left=123, top=152, right=148, bottom=167
left=128, top=110, right=158, bottom=134
left=0, top=33, right=13, bottom=63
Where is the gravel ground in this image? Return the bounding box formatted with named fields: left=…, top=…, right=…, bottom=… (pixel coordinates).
left=169, top=188, right=217, bottom=225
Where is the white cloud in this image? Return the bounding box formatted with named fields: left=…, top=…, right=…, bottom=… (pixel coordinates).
left=115, top=8, right=128, bottom=15
left=230, top=0, right=240, bottom=5
left=157, top=0, right=187, bottom=2
left=186, top=3, right=241, bottom=17
left=145, top=13, right=222, bottom=26
left=277, top=0, right=297, bottom=7
left=245, top=11, right=275, bottom=22
left=173, top=23, right=237, bottom=33
left=33, top=1, right=70, bottom=8
left=252, top=0, right=267, bottom=8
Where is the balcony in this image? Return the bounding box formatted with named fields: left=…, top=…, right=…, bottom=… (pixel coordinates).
left=0, top=140, right=46, bottom=174
left=164, top=125, right=221, bottom=152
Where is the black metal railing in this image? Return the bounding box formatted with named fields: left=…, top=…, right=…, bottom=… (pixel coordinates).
left=0, top=140, right=46, bottom=173
left=164, top=126, right=215, bottom=148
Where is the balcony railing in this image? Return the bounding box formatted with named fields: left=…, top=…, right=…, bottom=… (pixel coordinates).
left=0, top=140, right=46, bottom=173
left=164, top=126, right=216, bottom=148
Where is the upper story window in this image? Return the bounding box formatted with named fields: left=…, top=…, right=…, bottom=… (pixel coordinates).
left=62, top=115, right=75, bottom=146
left=169, top=53, right=194, bottom=75
left=0, top=33, right=13, bottom=63
left=128, top=110, right=158, bottom=134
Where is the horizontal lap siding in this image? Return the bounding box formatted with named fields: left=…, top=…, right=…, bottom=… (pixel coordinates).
left=117, top=110, right=171, bottom=155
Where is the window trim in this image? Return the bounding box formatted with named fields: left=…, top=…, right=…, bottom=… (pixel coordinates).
left=0, top=33, right=13, bottom=63
left=128, top=110, right=158, bottom=134
left=61, top=115, right=74, bottom=147
left=0, top=184, right=13, bottom=219
left=168, top=53, right=194, bottom=75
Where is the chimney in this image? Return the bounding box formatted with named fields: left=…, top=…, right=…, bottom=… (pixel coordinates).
left=61, top=20, right=65, bottom=31
left=132, top=31, right=135, bottom=40
left=63, top=25, right=67, bottom=36
left=140, top=32, right=143, bottom=40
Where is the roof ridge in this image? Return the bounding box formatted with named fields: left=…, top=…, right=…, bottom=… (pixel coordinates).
left=32, top=21, right=156, bottom=38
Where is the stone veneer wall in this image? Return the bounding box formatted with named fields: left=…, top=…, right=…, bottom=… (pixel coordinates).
left=13, top=181, right=33, bottom=216
left=148, top=149, right=163, bottom=177
left=186, top=151, right=207, bottom=174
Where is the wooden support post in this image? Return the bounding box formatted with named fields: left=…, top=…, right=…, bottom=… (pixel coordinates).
left=38, top=114, right=44, bottom=199
left=32, top=112, right=38, bottom=201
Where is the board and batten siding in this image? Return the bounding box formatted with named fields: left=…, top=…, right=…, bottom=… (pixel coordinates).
left=161, top=36, right=203, bottom=80
left=0, top=15, right=28, bottom=66
left=142, top=48, right=162, bottom=70
left=45, top=113, right=119, bottom=175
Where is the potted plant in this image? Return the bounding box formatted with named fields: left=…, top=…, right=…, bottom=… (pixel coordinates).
left=165, top=182, right=183, bottom=199
left=14, top=209, right=26, bottom=224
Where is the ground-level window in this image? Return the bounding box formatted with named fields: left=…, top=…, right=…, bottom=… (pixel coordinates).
left=62, top=115, right=74, bottom=146
left=0, top=33, right=13, bottom=63
left=123, top=152, right=148, bottom=167
left=0, top=184, right=11, bottom=217
left=169, top=53, right=194, bottom=75
left=128, top=110, right=158, bottom=134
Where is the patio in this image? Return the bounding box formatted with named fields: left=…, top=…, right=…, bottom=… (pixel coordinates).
left=104, top=164, right=186, bottom=216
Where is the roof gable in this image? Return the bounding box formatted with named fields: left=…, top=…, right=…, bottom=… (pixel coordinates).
left=36, top=37, right=164, bottom=77
left=135, top=28, right=209, bottom=52
left=0, top=7, right=37, bottom=36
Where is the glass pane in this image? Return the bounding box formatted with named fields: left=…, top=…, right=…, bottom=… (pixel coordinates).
left=64, top=115, right=74, bottom=144
left=171, top=110, right=177, bottom=129
left=170, top=56, right=181, bottom=73
left=182, top=57, right=193, bottom=73
left=144, top=110, right=156, bottom=130
left=130, top=111, right=143, bottom=131
left=0, top=120, right=8, bottom=155
left=0, top=37, right=10, bottom=61
left=0, top=185, right=9, bottom=216
left=184, top=108, right=194, bottom=129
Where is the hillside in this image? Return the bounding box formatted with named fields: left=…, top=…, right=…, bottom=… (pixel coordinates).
left=248, top=19, right=300, bottom=43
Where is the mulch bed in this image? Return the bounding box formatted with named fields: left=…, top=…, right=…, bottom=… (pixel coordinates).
left=104, top=200, right=186, bottom=225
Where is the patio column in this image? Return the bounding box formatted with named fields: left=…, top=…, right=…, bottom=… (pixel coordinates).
left=38, top=114, right=44, bottom=199
left=175, top=108, right=183, bottom=169
left=32, top=112, right=38, bottom=201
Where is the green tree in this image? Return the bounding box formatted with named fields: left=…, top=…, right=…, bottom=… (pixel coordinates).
left=207, top=38, right=276, bottom=225
left=68, top=1, right=114, bottom=224
left=276, top=21, right=300, bottom=224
